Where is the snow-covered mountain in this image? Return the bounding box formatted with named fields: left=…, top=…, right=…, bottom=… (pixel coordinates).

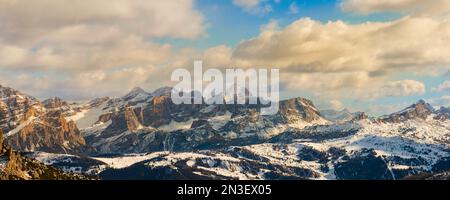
left=379, top=100, right=436, bottom=123
left=0, top=129, right=90, bottom=180
left=22, top=99, right=450, bottom=180
left=320, top=108, right=368, bottom=122
left=0, top=85, right=45, bottom=135
left=0, top=85, right=449, bottom=180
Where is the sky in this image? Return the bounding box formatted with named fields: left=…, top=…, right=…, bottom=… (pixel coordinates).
left=0, top=0, right=449, bottom=116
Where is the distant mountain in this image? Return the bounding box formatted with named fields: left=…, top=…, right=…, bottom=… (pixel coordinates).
left=43, top=97, right=69, bottom=109
left=320, top=108, right=368, bottom=122
left=80, top=87, right=329, bottom=154
left=435, top=106, right=450, bottom=121
left=379, top=100, right=446, bottom=123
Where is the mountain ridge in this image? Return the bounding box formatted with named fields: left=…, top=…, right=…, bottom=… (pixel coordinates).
left=0, top=84, right=449, bottom=180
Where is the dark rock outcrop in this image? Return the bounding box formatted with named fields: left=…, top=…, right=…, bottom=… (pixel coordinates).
left=334, top=149, right=393, bottom=180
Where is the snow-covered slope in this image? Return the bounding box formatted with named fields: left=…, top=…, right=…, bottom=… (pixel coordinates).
left=3, top=85, right=448, bottom=180
left=27, top=114, right=449, bottom=180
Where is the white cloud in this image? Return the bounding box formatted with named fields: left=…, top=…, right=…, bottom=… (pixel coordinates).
left=378, top=80, right=426, bottom=97
left=327, top=100, right=346, bottom=110
left=282, top=72, right=371, bottom=91
left=0, top=0, right=205, bottom=100
left=428, top=95, right=450, bottom=107
left=0, top=34, right=173, bottom=71
left=0, top=0, right=446, bottom=105
left=233, top=17, right=450, bottom=74
left=228, top=16, right=450, bottom=101
left=233, top=0, right=261, bottom=9
left=0, top=0, right=205, bottom=73
left=233, top=0, right=272, bottom=14
left=0, top=0, right=205, bottom=41
left=340, top=0, right=450, bottom=16
left=433, top=80, right=450, bottom=92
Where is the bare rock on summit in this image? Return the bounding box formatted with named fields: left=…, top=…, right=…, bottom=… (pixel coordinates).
left=278, top=98, right=323, bottom=123
left=380, top=100, right=435, bottom=123
left=5, top=110, right=94, bottom=155
left=0, top=85, right=45, bottom=134
left=0, top=130, right=3, bottom=152
left=0, top=132, right=92, bottom=180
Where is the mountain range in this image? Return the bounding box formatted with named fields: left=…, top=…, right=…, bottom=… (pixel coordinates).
left=0, top=84, right=449, bottom=180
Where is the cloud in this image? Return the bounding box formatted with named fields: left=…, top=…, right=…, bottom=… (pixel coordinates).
left=0, top=0, right=206, bottom=100
left=433, top=80, right=450, bottom=92
left=377, top=80, right=426, bottom=97
left=233, top=0, right=261, bottom=9
left=233, top=0, right=273, bottom=14
left=325, top=100, right=346, bottom=110
left=428, top=95, right=450, bottom=107
left=233, top=17, right=450, bottom=74
left=0, top=0, right=205, bottom=73
left=340, top=0, right=450, bottom=16
left=0, top=34, right=173, bottom=71
left=0, top=0, right=205, bottom=41
left=0, top=0, right=446, bottom=106
left=229, top=16, right=450, bottom=101
left=282, top=72, right=371, bottom=91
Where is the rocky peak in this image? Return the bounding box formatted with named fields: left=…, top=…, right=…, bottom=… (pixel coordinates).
left=0, top=85, right=38, bottom=104
left=87, top=97, right=110, bottom=108
left=436, top=106, right=450, bottom=115
left=321, top=108, right=368, bottom=122
left=122, top=87, right=148, bottom=100
left=434, top=106, right=450, bottom=120
left=0, top=137, right=91, bottom=180
left=0, top=85, right=44, bottom=133
left=43, top=96, right=68, bottom=109
left=5, top=109, right=94, bottom=155
left=150, top=86, right=172, bottom=97
left=381, top=100, right=435, bottom=123
left=351, top=112, right=369, bottom=122
left=279, top=98, right=322, bottom=123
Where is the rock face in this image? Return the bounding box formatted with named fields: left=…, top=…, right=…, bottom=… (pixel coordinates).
left=435, top=106, right=450, bottom=121
left=81, top=87, right=330, bottom=154
left=321, top=108, right=368, bottom=122
left=381, top=100, right=434, bottom=123
left=0, top=138, right=91, bottom=180
left=334, top=149, right=393, bottom=180
left=351, top=112, right=368, bottom=121
left=5, top=110, right=94, bottom=155
left=278, top=98, right=322, bottom=123
left=0, top=85, right=44, bottom=134
left=2, top=87, right=446, bottom=180
left=0, top=85, right=94, bottom=155
left=43, top=97, right=69, bottom=109
left=0, top=130, right=3, bottom=152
